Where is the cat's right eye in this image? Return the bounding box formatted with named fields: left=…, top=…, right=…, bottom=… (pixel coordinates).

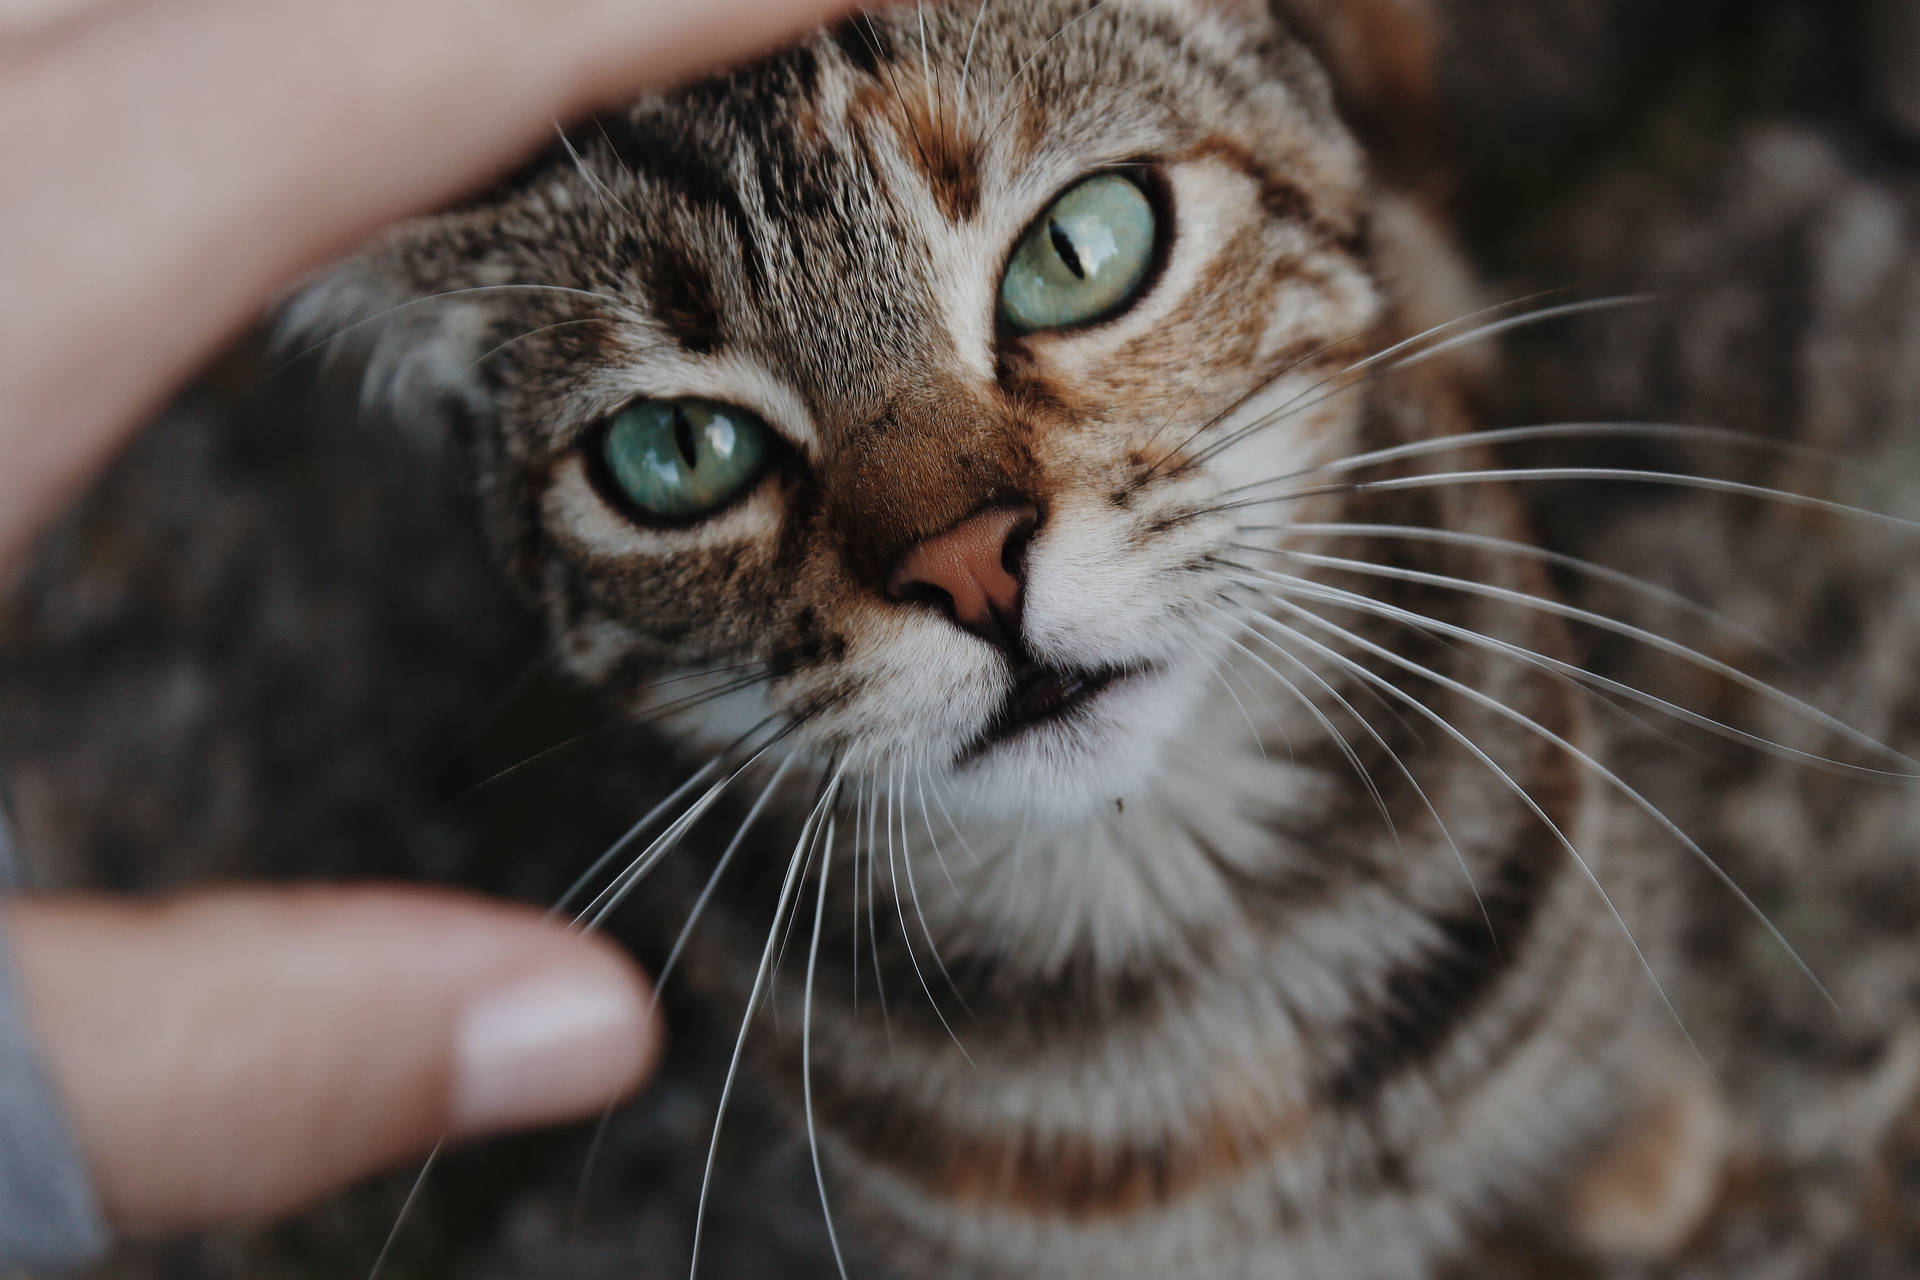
left=597, top=398, right=777, bottom=524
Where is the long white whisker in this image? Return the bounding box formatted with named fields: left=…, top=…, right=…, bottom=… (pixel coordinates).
left=1220, top=466, right=1920, bottom=538
left=689, top=764, right=845, bottom=1279
left=569, top=754, right=799, bottom=1230
left=365, top=1142, right=443, bottom=1280
left=804, top=812, right=852, bottom=1280
left=1231, top=558, right=1910, bottom=781
left=1211, top=602, right=1493, bottom=938
left=926, top=771, right=984, bottom=868
left=1257, top=546, right=1919, bottom=772
left=556, top=119, right=633, bottom=224
left=578, top=736, right=789, bottom=933
left=1184, top=297, right=1651, bottom=472
left=1228, top=421, right=1859, bottom=500
left=866, top=777, right=892, bottom=1046
left=1245, top=604, right=1704, bottom=1058
left=894, top=762, right=977, bottom=1037
left=1203, top=612, right=1395, bottom=850
left=1257, top=520, right=1796, bottom=665
left=1255, top=593, right=1834, bottom=1013
left=884, top=762, right=972, bottom=1059
left=551, top=758, right=726, bottom=919
left=914, top=768, right=963, bottom=897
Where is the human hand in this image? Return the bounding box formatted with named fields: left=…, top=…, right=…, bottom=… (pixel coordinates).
left=0, top=0, right=868, bottom=569
left=0, top=0, right=868, bottom=1250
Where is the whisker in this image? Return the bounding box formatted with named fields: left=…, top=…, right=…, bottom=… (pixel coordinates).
left=1179, top=296, right=1651, bottom=475
left=1253, top=520, right=1796, bottom=668
left=892, top=760, right=978, bottom=1044
left=575, top=727, right=795, bottom=934
left=1205, top=607, right=1412, bottom=867
left=556, top=118, right=637, bottom=225
left=925, top=770, right=985, bottom=868
left=1213, top=596, right=1493, bottom=945
left=1213, top=602, right=1451, bottom=871
left=365, top=1142, right=444, bottom=1280
left=1215, top=465, right=1920, bottom=538
left=1242, top=603, right=1706, bottom=1058
left=1209, top=650, right=1276, bottom=764
left=551, top=711, right=778, bottom=923
left=446, top=650, right=556, bottom=753
left=1252, top=592, right=1834, bottom=1013
left=690, top=763, right=846, bottom=1280
left=1230, top=558, right=1910, bottom=781
left=804, top=811, right=853, bottom=1280
left=866, top=777, right=893, bottom=1046
left=1249, top=545, right=1919, bottom=772
left=1226, top=421, right=1861, bottom=500
left=882, top=763, right=972, bottom=1059
left=850, top=777, right=866, bottom=1020
left=1145, top=291, right=1566, bottom=482
left=566, top=751, right=801, bottom=1232
left=914, top=767, right=964, bottom=898
left=987, top=0, right=1115, bottom=133
left=439, top=668, right=771, bottom=819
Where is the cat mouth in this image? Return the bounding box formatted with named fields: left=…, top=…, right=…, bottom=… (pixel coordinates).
left=957, top=659, right=1135, bottom=764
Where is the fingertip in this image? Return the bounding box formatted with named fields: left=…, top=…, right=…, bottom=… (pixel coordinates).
left=447, top=937, right=662, bottom=1139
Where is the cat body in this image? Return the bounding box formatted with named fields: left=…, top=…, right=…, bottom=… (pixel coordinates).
left=293, top=2, right=1698, bottom=1274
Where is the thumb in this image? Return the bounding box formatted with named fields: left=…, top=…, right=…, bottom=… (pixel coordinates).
left=2, top=886, right=659, bottom=1235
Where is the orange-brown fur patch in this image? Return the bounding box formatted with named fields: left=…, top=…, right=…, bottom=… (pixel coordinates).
left=850, top=77, right=983, bottom=224
left=817, top=1061, right=1314, bottom=1220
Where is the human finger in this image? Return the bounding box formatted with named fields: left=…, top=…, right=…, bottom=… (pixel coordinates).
left=3, top=885, right=658, bottom=1234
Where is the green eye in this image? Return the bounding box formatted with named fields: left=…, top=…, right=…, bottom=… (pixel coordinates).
left=999, top=173, right=1158, bottom=335
left=599, top=398, right=776, bottom=522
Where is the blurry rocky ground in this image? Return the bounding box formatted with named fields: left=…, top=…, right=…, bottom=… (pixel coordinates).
left=4, top=0, right=1919, bottom=1275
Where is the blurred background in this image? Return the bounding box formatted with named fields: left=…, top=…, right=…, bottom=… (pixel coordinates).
left=3, top=0, right=1918, bottom=1274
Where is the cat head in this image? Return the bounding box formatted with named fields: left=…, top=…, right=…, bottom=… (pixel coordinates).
left=288, top=0, right=1434, bottom=824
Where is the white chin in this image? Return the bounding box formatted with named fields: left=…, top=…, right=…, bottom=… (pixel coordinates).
left=937, top=661, right=1215, bottom=826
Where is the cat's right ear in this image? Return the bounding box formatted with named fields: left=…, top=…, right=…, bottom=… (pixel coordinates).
left=274, top=237, right=500, bottom=439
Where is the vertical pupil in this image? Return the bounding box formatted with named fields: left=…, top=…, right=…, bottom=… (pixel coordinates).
left=671, top=405, right=699, bottom=469
left=1048, top=220, right=1086, bottom=279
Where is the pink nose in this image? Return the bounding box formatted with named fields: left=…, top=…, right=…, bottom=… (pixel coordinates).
left=886, top=503, right=1038, bottom=646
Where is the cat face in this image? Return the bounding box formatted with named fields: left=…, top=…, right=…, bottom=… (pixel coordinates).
left=293, top=0, right=1383, bottom=823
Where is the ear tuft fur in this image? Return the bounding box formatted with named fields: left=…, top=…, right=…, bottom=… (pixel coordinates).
left=274, top=258, right=496, bottom=435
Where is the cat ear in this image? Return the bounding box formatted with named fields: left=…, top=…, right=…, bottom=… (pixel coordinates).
left=274, top=239, right=498, bottom=440
left=1130, top=0, right=1444, bottom=180
left=1264, top=0, right=1443, bottom=179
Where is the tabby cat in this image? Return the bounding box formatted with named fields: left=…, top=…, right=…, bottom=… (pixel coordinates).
left=283, top=1, right=1837, bottom=1274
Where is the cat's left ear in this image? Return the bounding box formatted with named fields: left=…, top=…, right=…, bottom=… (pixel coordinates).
left=1270, top=0, right=1442, bottom=181
left=1143, top=0, right=1445, bottom=184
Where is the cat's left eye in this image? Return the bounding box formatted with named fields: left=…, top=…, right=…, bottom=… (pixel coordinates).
left=597, top=398, right=776, bottom=523
left=999, top=172, right=1159, bottom=335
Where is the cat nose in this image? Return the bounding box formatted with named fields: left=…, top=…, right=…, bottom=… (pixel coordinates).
left=886, top=502, right=1039, bottom=649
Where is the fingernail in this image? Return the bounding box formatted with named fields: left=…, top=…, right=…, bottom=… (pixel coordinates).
left=448, top=963, right=655, bottom=1137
